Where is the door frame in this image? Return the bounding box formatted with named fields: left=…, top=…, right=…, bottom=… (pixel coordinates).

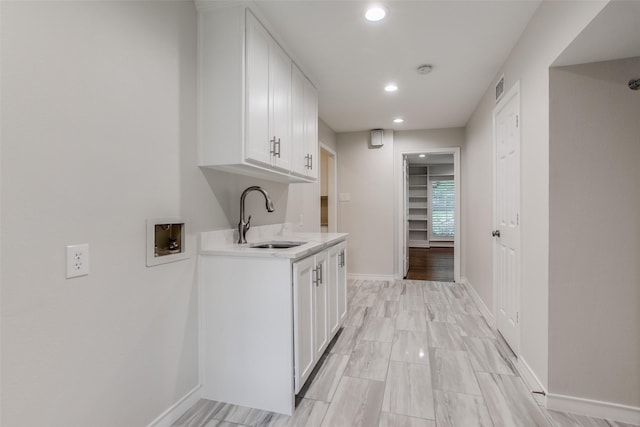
left=320, top=143, right=338, bottom=233
left=396, top=147, right=460, bottom=282
left=492, top=81, right=521, bottom=355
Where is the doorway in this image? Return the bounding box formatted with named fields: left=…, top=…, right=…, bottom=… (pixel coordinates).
left=319, top=144, right=337, bottom=233
left=398, top=148, right=460, bottom=282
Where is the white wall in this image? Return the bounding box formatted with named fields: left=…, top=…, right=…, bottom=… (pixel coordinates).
left=463, top=0, right=607, bottom=390
left=337, top=130, right=395, bottom=277
left=336, top=128, right=463, bottom=277
left=0, top=2, right=319, bottom=426
left=549, top=57, right=640, bottom=408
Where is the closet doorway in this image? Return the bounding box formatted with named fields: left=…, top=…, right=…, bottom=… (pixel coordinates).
left=401, top=149, right=460, bottom=282
left=319, top=144, right=337, bottom=233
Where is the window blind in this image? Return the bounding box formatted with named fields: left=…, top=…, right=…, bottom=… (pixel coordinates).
left=431, top=180, right=455, bottom=238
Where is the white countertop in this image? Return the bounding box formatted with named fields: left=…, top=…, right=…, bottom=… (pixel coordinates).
left=199, top=224, right=348, bottom=260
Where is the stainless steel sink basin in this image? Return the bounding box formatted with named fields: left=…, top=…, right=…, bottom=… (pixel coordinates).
left=250, top=241, right=306, bottom=249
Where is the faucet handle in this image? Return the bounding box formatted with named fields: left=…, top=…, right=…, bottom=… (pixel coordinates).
left=246, top=215, right=252, bottom=231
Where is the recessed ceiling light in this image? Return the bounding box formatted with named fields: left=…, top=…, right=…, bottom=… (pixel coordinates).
left=365, top=6, right=387, bottom=22
left=393, top=118, right=404, bottom=123
left=419, top=154, right=426, bottom=158
left=384, top=83, right=398, bottom=92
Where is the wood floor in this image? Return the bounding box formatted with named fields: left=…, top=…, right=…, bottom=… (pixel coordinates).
left=406, top=247, right=454, bottom=282
left=172, top=279, right=638, bottom=427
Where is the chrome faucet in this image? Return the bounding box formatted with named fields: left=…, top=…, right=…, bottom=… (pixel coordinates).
left=238, top=186, right=275, bottom=244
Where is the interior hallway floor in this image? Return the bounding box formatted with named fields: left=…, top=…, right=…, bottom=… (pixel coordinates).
left=173, top=279, right=639, bottom=427
left=406, top=247, right=454, bottom=282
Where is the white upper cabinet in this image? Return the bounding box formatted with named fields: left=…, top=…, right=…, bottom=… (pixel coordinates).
left=291, top=64, right=318, bottom=179
left=198, top=5, right=315, bottom=183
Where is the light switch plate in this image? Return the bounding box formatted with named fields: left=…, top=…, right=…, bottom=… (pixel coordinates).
left=66, top=244, right=89, bottom=278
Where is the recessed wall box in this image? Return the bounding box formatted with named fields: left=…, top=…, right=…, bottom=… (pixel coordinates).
left=370, top=129, right=384, bottom=147
left=146, top=218, right=189, bottom=267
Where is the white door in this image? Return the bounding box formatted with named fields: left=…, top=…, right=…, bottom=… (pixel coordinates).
left=403, top=158, right=410, bottom=277
left=493, top=83, right=521, bottom=354
left=293, top=256, right=315, bottom=393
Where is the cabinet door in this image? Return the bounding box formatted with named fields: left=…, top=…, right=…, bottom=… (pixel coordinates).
left=336, top=242, right=348, bottom=325
left=293, top=255, right=315, bottom=393
left=327, top=244, right=341, bottom=336
left=269, top=41, right=291, bottom=171
left=245, top=12, right=272, bottom=166
left=313, top=251, right=329, bottom=359
left=303, top=78, right=318, bottom=179
left=290, top=65, right=307, bottom=176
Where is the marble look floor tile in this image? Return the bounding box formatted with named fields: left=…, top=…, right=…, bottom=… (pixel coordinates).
left=477, top=372, right=550, bottom=427
left=434, top=390, right=493, bottom=427
left=359, top=317, right=395, bottom=343
left=399, top=295, right=426, bottom=312
left=399, top=281, right=424, bottom=297
left=210, top=403, right=273, bottom=426
left=426, top=321, right=465, bottom=350
left=261, top=399, right=329, bottom=427
left=426, top=282, right=444, bottom=292
left=396, top=310, right=427, bottom=331
left=368, top=300, right=400, bottom=319
left=173, top=400, right=228, bottom=427
left=330, top=327, right=361, bottom=355
left=351, top=291, right=378, bottom=307
left=456, top=314, right=495, bottom=337
left=204, top=420, right=248, bottom=427
left=302, top=354, right=350, bottom=402
left=359, top=280, right=386, bottom=293
left=345, top=340, right=392, bottom=381
left=378, top=412, right=436, bottom=427
left=431, top=348, right=481, bottom=395
left=463, top=336, right=516, bottom=375
left=390, top=331, right=430, bottom=365
left=382, top=361, right=435, bottom=420
left=424, top=302, right=456, bottom=322
left=546, top=409, right=611, bottom=427
left=345, top=306, right=368, bottom=327
left=379, top=287, right=402, bottom=301
left=320, top=376, right=385, bottom=427
left=423, top=290, right=450, bottom=306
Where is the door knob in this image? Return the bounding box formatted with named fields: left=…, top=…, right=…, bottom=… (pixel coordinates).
left=492, top=230, right=501, bottom=237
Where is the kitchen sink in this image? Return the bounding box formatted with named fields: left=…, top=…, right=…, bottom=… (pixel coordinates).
left=250, top=241, right=306, bottom=249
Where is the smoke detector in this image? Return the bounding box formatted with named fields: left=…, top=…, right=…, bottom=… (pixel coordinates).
left=417, top=64, right=433, bottom=75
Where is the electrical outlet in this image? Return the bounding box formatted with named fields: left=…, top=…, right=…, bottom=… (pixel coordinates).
left=66, top=244, right=89, bottom=278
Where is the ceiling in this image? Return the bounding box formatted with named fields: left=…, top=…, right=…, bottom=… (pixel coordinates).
left=252, top=0, right=542, bottom=133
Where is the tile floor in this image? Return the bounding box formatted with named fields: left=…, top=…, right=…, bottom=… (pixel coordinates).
left=173, top=279, right=639, bottom=427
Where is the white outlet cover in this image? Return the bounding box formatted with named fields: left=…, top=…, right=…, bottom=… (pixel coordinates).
left=66, top=244, right=89, bottom=278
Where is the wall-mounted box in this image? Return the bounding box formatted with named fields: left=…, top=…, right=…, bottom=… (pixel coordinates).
left=146, top=218, right=189, bottom=267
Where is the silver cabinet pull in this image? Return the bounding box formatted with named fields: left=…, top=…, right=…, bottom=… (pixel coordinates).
left=304, top=154, right=310, bottom=169
left=309, top=154, right=313, bottom=170
left=312, top=267, right=318, bottom=286
left=317, top=264, right=322, bottom=284
left=275, top=138, right=281, bottom=158
left=270, top=137, right=277, bottom=156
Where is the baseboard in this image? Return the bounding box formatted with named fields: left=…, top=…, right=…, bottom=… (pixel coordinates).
left=516, top=356, right=547, bottom=405
left=460, top=276, right=495, bottom=327
left=547, top=393, right=640, bottom=425
left=347, top=273, right=396, bottom=281
left=147, top=384, right=201, bottom=427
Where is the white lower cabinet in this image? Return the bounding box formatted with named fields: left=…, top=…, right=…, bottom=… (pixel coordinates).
left=200, top=238, right=348, bottom=415
left=293, top=242, right=347, bottom=393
